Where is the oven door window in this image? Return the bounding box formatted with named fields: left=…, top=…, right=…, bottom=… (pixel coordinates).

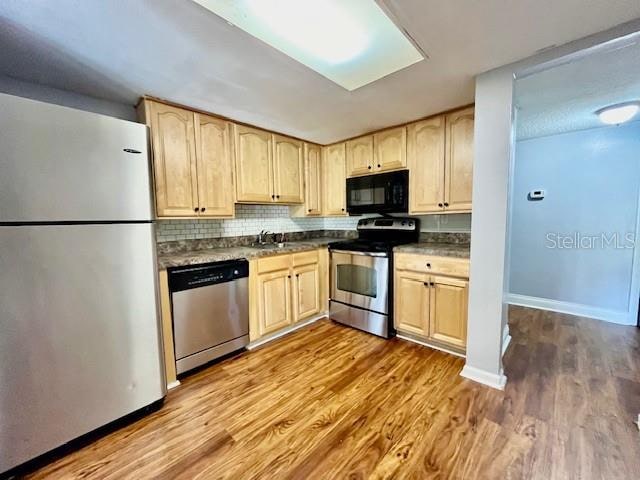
left=336, top=264, right=377, bottom=298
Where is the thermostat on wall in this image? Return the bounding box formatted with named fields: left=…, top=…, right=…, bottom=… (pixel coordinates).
left=528, top=189, right=545, bottom=201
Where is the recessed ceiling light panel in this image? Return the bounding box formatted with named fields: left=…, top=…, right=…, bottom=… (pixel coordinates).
left=193, top=0, right=425, bottom=90
left=596, top=101, right=640, bottom=125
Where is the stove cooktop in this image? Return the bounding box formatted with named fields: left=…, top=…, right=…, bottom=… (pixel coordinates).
left=329, top=216, right=420, bottom=253
left=328, top=239, right=411, bottom=254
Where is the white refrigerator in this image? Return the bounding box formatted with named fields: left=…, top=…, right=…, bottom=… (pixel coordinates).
left=0, top=93, right=166, bottom=474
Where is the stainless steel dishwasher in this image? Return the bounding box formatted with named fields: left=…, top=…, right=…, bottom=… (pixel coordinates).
left=169, top=259, right=249, bottom=375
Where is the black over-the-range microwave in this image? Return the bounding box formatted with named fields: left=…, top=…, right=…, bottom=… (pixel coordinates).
left=346, top=170, right=409, bottom=214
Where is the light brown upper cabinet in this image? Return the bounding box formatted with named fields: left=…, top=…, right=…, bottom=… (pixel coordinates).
left=272, top=134, right=304, bottom=204
left=234, top=124, right=273, bottom=203
left=407, top=116, right=446, bottom=213
left=323, top=142, right=347, bottom=216
left=374, top=126, right=407, bottom=172
left=291, top=143, right=322, bottom=216
left=194, top=113, right=235, bottom=217
left=140, top=100, right=234, bottom=218
left=234, top=126, right=304, bottom=204
left=144, top=102, right=198, bottom=217
left=408, top=107, right=474, bottom=214
left=346, top=135, right=374, bottom=177
left=444, top=107, right=474, bottom=212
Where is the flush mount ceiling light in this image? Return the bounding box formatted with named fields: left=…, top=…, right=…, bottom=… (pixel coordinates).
left=192, top=0, right=425, bottom=90
left=596, top=102, right=640, bottom=125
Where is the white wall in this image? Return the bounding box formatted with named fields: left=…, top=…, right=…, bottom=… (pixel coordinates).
left=464, top=19, right=640, bottom=390
left=508, top=123, right=640, bottom=323
left=0, top=74, right=135, bottom=121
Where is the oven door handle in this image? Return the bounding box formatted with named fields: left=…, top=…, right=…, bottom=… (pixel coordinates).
left=330, top=249, right=388, bottom=258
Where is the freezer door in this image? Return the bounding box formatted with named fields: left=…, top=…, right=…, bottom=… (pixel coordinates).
left=0, top=93, right=152, bottom=222
left=0, top=224, right=166, bottom=473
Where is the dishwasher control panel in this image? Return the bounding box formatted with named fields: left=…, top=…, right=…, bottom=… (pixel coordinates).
left=168, top=260, right=249, bottom=293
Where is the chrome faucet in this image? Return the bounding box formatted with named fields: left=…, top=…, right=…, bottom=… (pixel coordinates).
left=257, top=230, right=271, bottom=245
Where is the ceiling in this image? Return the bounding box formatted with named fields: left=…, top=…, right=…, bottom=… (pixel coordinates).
left=516, top=41, right=640, bottom=140
left=1, top=0, right=640, bottom=144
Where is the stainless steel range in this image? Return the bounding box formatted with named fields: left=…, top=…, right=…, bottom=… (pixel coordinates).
left=328, top=217, right=420, bottom=338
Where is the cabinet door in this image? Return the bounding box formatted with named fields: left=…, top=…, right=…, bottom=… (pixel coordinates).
left=304, top=143, right=322, bottom=216
left=374, top=126, right=406, bottom=172
left=257, top=268, right=292, bottom=335
left=444, top=107, right=474, bottom=212
left=194, top=113, right=234, bottom=217
left=429, top=276, right=468, bottom=348
left=346, top=135, right=374, bottom=177
left=234, top=124, right=273, bottom=203
left=293, top=263, right=320, bottom=321
left=148, top=102, right=198, bottom=217
left=323, top=143, right=347, bottom=216
left=408, top=117, right=445, bottom=214
left=273, top=134, right=304, bottom=204
left=394, top=269, right=430, bottom=337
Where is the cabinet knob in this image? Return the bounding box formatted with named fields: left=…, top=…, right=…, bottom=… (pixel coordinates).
left=438, top=203, right=443, bottom=207
left=377, top=164, right=381, bottom=168
left=288, top=275, right=291, bottom=279
left=201, top=207, right=206, bottom=212
left=426, top=263, right=431, bottom=269
left=368, top=165, right=372, bottom=170
left=296, top=273, right=299, bottom=278
left=276, top=195, right=280, bottom=199
left=444, top=202, right=449, bottom=207
left=431, top=281, right=435, bottom=287
left=423, top=282, right=429, bottom=287
left=308, top=209, right=312, bottom=212
left=194, top=207, right=200, bottom=212
left=341, top=208, right=345, bottom=211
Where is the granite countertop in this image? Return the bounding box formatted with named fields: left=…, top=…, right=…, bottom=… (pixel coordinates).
left=158, top=237, right=337, bottom=269
left=393, top=242, right=470, bottom=259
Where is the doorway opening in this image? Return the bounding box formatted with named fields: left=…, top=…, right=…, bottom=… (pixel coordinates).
left=507, top=41, right=640, bottom=327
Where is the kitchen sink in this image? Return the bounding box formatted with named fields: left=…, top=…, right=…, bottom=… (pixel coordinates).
left=251, top=242, right=289, bottom=249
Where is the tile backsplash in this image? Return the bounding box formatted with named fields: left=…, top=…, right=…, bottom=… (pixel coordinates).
left=155, top=205, right=470, bottom=242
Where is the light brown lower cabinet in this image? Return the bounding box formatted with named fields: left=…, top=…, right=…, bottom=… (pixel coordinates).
left=428, top=275, right=468, bottom=349
left=394, top=253, right=469, bottom=352
left=250, top=249, right=327, bottom=341
left=257, top=268, right=293, bottom=335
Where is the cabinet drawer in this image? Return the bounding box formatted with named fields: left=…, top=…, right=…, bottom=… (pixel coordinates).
left=292, top=249, right=319, bottom=267
left=257, top=254, right=292, bottom=274
left=395, top=253, right=469, bottom=278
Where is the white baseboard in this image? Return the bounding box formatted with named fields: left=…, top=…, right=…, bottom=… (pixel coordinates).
left=167, top=380, right=181, bottom=390
left=502, top=324, right=512, bottom=357
left=396, top=334, right=465, bottom=358
left=247, top=313, right=325, bottom=350
left=505, top=293, right=634, bottom=326
left=460, top=365, right=507, bottom=390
